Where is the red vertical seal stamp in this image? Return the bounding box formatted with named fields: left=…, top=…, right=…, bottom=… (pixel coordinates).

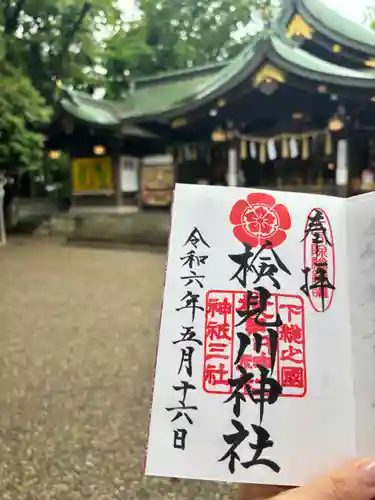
left=203, top=291, right=307, bottom=397
left=302, top=208, right=335, bottom=312
left=203, top=292, right=235, bottom=395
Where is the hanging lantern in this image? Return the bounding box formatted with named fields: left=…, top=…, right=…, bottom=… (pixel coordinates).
left=49, top=150, right=61, bottom=160
left=328, top=105, right=346, bottom=132
left=211, top=129, right=227, bottom=142
left=328, top=117, right=344, bottom=132
left=292, top=112, right=304, bottom=120
left=93, top=145, right=106, bottom=156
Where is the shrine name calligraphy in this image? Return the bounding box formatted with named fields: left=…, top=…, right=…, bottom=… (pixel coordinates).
left=216, top=229, right=305, bottom=474
left=229, top=241, right=291, bottom=290
left=218, top=286, right=283, bottom=474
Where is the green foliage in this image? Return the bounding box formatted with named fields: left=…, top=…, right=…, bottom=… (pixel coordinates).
left=104, top=0, right=276, bottom=98
left=2, top=0, right=122, bottom=98
left=0, top=0, right=123, bottom=172
left=0, top=0, right=279, bottom=168
left=364, top=5, right=375, bottom=28
left=0, top=63, right=52, bottom=171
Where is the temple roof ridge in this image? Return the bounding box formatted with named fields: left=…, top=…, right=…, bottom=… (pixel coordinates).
left=132, top=61, right=228, bottom=89
left=56, top=8, right=375, bottom=128
left=300, top=0, right=375, bottom=48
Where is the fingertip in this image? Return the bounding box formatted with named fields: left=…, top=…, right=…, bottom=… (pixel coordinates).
left=237, top=483, right=293, bottom=500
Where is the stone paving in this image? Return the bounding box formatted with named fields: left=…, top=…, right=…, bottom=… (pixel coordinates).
left=0, top=239, right=235, bottom=500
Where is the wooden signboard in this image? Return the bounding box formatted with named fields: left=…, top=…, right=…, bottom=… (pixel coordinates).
left=141, top=155, right=174, bottom=207
left=72, top=157, right=114, bottom=195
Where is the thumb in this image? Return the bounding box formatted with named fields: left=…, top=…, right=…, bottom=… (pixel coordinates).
left=288, top=460, right=375, bottom=500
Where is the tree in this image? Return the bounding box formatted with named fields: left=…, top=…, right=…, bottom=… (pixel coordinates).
left=0, top=1, right=126, bottom=175
left=366, top=6, right=375, bottom=30
left=0, top=62, right=52, bottom=172
left=104, top=0, right=277, bottom=99
left=1, top=0, right=123, bottom=99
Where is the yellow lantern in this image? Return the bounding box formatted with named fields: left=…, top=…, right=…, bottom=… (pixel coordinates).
left=93, top=145, right=106, bottom=156
left=211, top=130, right=227, bottom=142
left=328, top=117, right=344, bottom=132
left=49, top=150, right=61, bottom=160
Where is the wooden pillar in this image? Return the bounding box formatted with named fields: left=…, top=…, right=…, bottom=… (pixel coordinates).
left=69, top=154, right=75, bottom=209
left=67, top=140, right=77, bottom=209
left=111, top=140, right=123, bottom=208
left=114, top=155, right=123, bottom=207
left=0, top=178, right=6, bottom=245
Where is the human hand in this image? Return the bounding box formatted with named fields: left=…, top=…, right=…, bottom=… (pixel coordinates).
left=238, top=460, right=375, bottom=500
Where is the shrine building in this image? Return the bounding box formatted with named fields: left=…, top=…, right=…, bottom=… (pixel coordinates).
left=48, top=0, right=375, bottom=209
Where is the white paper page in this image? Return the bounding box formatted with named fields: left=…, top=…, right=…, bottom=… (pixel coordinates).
left=146, top=184, right=355, bottom=486
left=346, top=191, right=375, bottom=457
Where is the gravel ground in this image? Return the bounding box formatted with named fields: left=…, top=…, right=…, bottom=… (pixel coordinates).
left=0, top=238, right=235, bottom=500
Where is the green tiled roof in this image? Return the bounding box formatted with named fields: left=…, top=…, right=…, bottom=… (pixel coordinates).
left=132, top=61, right=227, bottom=88
left=60, top=91, right=121, bottom=126
left=169, top=35, right=375, bottom=111
left=59, top=29, right=375, bottom=127
left=272, top=36, right=375, bottom=80
left=59, top=67, right=223, bottom=127
left=184, top=37, right=260, bottom=102
left=123, top=73, right=216, bottom=117
left=301, top=0, right=375, bottom=48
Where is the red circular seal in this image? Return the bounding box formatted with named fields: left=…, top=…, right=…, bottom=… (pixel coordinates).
left=229, top=192, right=291, bottom=248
